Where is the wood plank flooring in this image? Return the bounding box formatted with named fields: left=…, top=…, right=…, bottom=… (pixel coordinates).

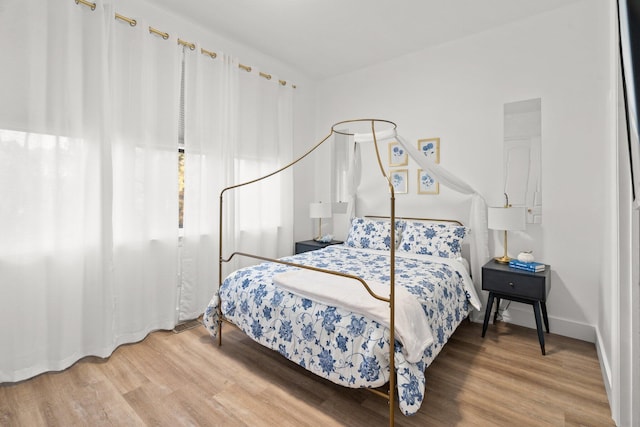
left=0, top=321, right=615, bottom=426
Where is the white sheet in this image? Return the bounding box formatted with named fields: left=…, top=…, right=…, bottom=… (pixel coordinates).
left=272, top=269, right=433, bottom=363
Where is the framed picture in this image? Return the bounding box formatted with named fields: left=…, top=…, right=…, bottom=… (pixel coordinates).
left=418, top=169, right=439, bottom=194
left=417, top=137, right=440, bottom=194
left=418, top=138, right=440, bottom=163
left=388, top=141, right=408, bottom=167
left=390, top=169, right=408, bottom=194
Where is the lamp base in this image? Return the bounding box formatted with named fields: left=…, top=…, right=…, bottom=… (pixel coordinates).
left=494, top=255, right=512, bottom=264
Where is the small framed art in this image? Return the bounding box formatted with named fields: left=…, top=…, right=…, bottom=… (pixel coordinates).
left=418, top=169, right=439, bottom=194
left=390, top=169, right=408, bottom=194
left=388, top=141, right=408, bottom=167
left=418, top=138, right=440, bottom=163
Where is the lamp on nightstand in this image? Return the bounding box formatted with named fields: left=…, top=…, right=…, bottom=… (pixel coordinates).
left=488, top=194, right=526, bottom=264
left=309, top=202, right=332, bottom=241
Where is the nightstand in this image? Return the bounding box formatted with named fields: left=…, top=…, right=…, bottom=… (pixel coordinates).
left=481, top=259, right=551, bottom=355
left=294, top=239, right=343, bottom=254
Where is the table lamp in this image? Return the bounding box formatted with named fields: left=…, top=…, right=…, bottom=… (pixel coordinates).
left=309, top=202, right=332, bottom=241
left=488, top=195, right=526, bottom=264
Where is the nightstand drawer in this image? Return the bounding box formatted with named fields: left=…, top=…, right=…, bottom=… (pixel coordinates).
left=482, top=269, right=545, bottom=300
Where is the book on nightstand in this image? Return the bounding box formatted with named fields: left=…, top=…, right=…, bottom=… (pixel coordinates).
left=508, top=259, right=546, bottom=272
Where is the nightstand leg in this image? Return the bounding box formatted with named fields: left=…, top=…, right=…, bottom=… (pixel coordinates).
left=541, top=302, right=550, bottom=333
left=493, top=297, right=501, bottom=324
left=533, top=301, right=545, bottom=355
left=482, top=293, right=495, bottom=338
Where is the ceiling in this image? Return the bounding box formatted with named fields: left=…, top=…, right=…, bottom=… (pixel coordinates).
left=151, top=0, right=582, bottom=80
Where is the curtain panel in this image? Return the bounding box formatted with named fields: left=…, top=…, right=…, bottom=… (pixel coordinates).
left=108, top=9, right=180, bottom=337
left=179, top=50, right=238, bottom=321
left=178, top=54, right=295, bottom=319
left=234, top=69, right=294, bottom=265
left=0, top=0, right=116, bottom=382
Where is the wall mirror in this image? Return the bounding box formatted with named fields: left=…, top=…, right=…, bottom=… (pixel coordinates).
left=503, top=98, right=542, bottom=224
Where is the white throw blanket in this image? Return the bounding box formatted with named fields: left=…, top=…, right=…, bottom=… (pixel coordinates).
left=272, top=269, right=433, bottom=363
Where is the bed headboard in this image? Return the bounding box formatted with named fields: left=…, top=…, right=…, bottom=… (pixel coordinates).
left=364, top=215, right=464, bottom=226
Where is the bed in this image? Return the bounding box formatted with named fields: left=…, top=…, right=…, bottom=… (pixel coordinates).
left=203, top=216, right=480, bottom=418
left=205, top=119, right=484, bottom=425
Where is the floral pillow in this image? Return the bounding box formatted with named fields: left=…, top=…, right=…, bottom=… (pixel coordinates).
left=345, top=217, right=405, bottom=250
left=398, top=221, right=469, bottom=258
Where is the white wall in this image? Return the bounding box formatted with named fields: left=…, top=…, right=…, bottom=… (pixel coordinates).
left=314, top=0, right=612, bottom=342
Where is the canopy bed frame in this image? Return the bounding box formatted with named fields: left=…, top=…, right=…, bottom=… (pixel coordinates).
left=209, top=119, right=479, bottom=426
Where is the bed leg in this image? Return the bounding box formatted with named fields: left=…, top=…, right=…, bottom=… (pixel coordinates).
left=217, top=318, right=222, bottom=346
left=389, top=388, right=395, bottom=427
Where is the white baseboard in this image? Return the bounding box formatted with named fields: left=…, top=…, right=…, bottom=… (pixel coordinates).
left=594, top=326, right=614, bottom=409
left=492, top=305, right=597, bottom=343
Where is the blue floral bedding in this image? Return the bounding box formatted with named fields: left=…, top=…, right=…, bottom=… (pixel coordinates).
left=203, top=245, right=475, bottom=416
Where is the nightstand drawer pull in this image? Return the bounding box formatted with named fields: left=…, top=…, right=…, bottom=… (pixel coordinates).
left=481, top=266, right=547, bottom=300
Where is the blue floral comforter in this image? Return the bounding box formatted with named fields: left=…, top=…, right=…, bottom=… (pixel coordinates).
left=203, top=245, right=476, bottom=416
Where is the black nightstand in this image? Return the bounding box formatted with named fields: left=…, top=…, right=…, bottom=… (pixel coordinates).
left=295, top=239, right=343, bottom=254
left=481, top=259, right=550, bottom=355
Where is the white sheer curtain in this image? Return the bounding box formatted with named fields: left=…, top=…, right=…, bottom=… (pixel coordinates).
left=0, top=0, right=180, bottom=382
left=178, top=50, right=238, bottom=321
left=234, top=69, right=294, bottom=264
left=178, top=58, right=295, bottom=318
left=0, top=0, right=112, bottom=382
left=108, top=10, right=180, bottom=333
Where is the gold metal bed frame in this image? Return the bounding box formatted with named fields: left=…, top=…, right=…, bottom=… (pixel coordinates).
left=216, top=119, right=461, bottom=426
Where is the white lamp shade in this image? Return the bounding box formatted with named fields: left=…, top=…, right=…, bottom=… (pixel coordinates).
left=487, top=206, right=526, bottom=231
left=310, top=202, right=332, bottom=219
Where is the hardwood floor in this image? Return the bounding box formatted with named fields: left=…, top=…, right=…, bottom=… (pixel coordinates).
left=0, top=321, right=614, bottom=426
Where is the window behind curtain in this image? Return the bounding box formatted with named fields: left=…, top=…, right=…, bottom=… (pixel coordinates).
left=178, top=50, right=186, bottom=228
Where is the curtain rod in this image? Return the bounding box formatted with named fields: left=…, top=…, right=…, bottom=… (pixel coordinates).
left=75, top=1, right=297, bottom=88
